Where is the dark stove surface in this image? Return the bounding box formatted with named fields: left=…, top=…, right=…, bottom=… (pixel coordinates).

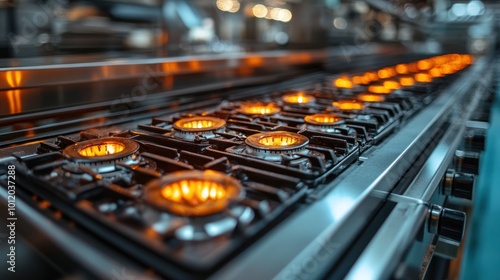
left=0, top=54, right=474, bottom=279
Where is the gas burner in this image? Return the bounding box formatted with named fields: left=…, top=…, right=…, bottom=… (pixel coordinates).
left=367, top=85, right=392, bottom=95
left=382, top=80, right=401, bottom=91
left=171, top=116, right=226, bottom=141
left=333, top=76, right=353, bottom=89
left=237, top=102, right=280, bottom=116
left=244, top=131, right=309, bottom=161
left=62, top=137, right=140, bottom=172
left=304, top=113, right=344, bottom=133
left=144, top=170, right=253, bottom=240
left=332, top=99, right=365, bottom=111
left=145, top=170, right=244, bottom=216
left=399, top=76, right=415, bottom=87
left=357, top=93, right=386, bottom=103
left=415, top=72, right=432, bottom=83
left=282, top=92, right=316, bottom=105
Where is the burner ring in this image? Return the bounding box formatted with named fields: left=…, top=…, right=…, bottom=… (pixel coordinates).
left=171, top=116, right=226, bottom=141
left=304, top=114, right=344, bottom=133
left=304, top=113, right=343, bottom=126
left=145, top=170, right=244, bottom=216
left=246, top=131, right=309, bottom=152
left=173, top=116, right=226, bottom=132
left=63, top=137, right=140, bottom=163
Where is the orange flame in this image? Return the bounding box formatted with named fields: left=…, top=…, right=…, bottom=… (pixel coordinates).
left=7, top=90, right=22, bottom=114
left=5, top=71, right=22, bottom=88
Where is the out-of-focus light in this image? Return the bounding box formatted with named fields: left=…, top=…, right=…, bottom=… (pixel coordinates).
left=352, top=75, right=370, bottom=85
left=467, top=1, right=485, bottom=16
left=282, top=92, right=315, bottom=104
left=383, top=80, right=400, bottom=90
left=229, top=1, right=240, bottom=13
left=395, top=64, right=408, bottom=75
left=433, top=56, right=448, bottom=66
left=368, top=85, right=391, bottom=94
left=415, top=73, right=432, bottom=83
left=378, top=68, right=395, bottom=79
left=277, top=8, right=292, bottom=22
left=270, top=7, right=280, bottom=20
left=333, top=100, right=365, bottom=111
left=274, top=31, right=289, bottom=44
left=451, top=3, right=467, bottom=17
left=364, top=72, right=378, bottom=82
left=399, top=76, right=415, bottom=86
left=252, top=4, right=267, bottom=18
left=404, top=4, right=418, bottom=19
left=217, top=0, right=240, bottom=13
left=358, top=93, right=385, bottom=103
left=440, top=64, right=454, bottom=75
left=334, top=76, right=353, bottom=89
left=333, top=17, right=347, bottom=29
left=353, top=1, right=369, bottom=13
left=407, top=63, right=419, bottom=73
left=429, top=68, right=443, bottom=78
left=417, top=59, right=432, bottom=71
left=462, top=54, right=474, bottom=65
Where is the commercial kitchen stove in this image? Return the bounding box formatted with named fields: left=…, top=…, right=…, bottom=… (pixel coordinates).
left=0, top=52, right=493, bottom=280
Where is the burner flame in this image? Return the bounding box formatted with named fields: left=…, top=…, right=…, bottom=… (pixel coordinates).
left=162, top=179, right=226, bottom=205
left=145, top=170, right=243, bottom=216
left=238, top=103, right=280, bottom=115
left=173, top=116, right=226, bottom=132
left=63, top=137, right=140, bottom=163
left=332, top=100, right=365, bottom=111
left=282, top=92, right=315, bottom=104
left=246, top=131, right=309, bottom=151
left=367, top=85, right=392, bottom=94
left=258, top=134, right=298, bottom=147
left=304, top=113, right=342, bottom=125
left=78, top=142, right=125, bottom=157
left=415, top=73, right=432, bottom=83
left=333, top=76, right=353, bottom=89
left=357, top=93, right=385, bottom=103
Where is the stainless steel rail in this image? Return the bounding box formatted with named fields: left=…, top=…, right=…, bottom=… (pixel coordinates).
left=209, top=57, right=488, bottom=280
left=0, top=45, right=404, bottom=90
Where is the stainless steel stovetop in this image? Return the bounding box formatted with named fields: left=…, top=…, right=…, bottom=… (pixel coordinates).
left=0, top=53, right=493, bottom=280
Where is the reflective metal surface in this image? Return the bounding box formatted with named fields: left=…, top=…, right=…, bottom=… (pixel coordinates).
left=210, top=57, right=488, bottom=280
left=344, top=58, right=492, bottom=280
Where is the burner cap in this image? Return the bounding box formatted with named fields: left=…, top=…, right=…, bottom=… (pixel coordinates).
left=145, top=170, right=243, bottom=216
left=304, top=114, right=344, bottom=133
left=63, top=137, right=140, bottom=163
left=171, top=116, right=226, bottom=141
left=245, top=131, right=309, bottom=161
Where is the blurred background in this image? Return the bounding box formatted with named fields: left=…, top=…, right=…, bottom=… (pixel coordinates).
left=0, top=0, right=497, bottom=59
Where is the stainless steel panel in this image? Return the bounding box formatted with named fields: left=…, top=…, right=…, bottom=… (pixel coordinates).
left=0, top=45, right=406, bottom=90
